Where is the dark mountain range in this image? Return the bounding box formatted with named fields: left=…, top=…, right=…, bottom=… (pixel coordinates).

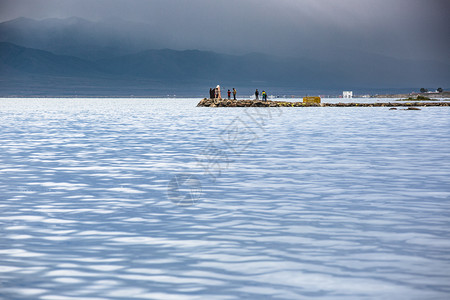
left=0, top=16, right=449, bottom=97
left=0, top=42, right=102, bottom=76
left=96, top=49, right=309, bottom=84
left=1, top=17, right=448, bottom=87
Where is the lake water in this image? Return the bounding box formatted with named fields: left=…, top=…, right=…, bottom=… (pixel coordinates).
left=1, top=98, right=450, bottom=299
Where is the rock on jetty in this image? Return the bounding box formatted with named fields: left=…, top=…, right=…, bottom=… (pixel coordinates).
left=197, top=98, right=449, bottom=107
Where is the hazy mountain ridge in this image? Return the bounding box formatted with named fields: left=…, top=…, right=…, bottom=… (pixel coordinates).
left=1, top=17, right=449, bottom=96
left=0, top=42, right=104, bottom=76
left=95, top=49, right=313, bottom=84
left=0, top=41, right=314, bottom=85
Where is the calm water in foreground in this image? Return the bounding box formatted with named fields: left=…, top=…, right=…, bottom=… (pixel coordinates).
left=0, top=98, right=449, bottom=299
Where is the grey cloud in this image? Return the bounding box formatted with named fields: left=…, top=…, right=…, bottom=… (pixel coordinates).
left=0, top=0, right=448, bottom=63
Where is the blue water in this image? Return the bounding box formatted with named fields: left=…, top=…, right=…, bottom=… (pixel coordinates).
left=1, top=98, right=449, bottom=299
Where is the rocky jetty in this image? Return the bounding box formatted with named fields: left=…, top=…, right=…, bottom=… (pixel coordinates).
left=197, top=98, right=449, bottom=108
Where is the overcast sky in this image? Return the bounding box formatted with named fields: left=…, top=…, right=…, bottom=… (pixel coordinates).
left=1, top=0, right=449, bottom=62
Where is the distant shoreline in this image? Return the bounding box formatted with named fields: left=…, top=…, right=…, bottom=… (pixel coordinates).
left=1, top=91, right=449, bottom=99
left=373, top=91, right=450, bottom=99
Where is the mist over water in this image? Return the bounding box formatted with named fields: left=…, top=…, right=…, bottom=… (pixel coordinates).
left=1, top=0, right=449, bottom=64
left=1, top=98, right=449, bottom=299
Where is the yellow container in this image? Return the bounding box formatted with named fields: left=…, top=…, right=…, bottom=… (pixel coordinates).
left=303, top=96, right=321, bottom=104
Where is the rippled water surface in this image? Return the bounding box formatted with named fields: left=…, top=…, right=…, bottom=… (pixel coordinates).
left=1, top=98, right=450, bottom=299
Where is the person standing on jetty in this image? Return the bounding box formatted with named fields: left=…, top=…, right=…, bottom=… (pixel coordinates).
left=209, top=88, right=214, bottom=99
left=262, top=90, right=267, bottom=101
left=255, top=89, right=259, bottom=100
left=233, top=88, right=237, bottom=100
left=227, top=89, right=231, bottom=99
left=216, top=85, right=222, bottom=99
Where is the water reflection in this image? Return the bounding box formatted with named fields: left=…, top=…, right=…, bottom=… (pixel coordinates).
left=0, top=98, right=449, bottom=299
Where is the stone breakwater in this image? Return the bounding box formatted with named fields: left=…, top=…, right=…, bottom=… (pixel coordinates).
left=197, top=98, right=450, bottom=108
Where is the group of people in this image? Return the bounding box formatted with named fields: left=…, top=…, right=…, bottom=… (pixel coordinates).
left=209, top=86, right=237, bottom=100
left=255, top=89, right=268, bottom=101
left=208, top=86, right=268, bottom=101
